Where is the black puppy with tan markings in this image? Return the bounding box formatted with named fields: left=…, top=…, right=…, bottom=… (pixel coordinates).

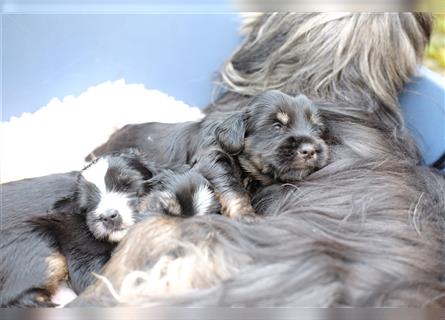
left=216, top=90, right=329, bottom=185
left=87, top=90, right=329, bottom=219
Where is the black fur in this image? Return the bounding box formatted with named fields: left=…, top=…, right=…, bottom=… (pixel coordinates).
left=87, top=91, right=329, bottom=218
left=1, top=172, right=78, bottom=307
left=0, top=150, right=157, bottom=306
left=1, top=149, right=225, bottom=307
left=140, top=166, right=221, bottom=218
left=87, top=92, right=328, bottom=182
left=30, top=214, right=115, bottom=297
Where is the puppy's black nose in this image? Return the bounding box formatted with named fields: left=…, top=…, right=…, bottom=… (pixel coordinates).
left=100, top=209, right=122, bottom=228
left=296, top=143, right=317, bottom=160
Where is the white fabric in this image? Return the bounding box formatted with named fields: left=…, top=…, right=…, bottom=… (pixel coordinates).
left=1, top=80, right=203, bottom=183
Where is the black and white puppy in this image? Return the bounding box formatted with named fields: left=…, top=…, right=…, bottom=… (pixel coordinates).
left=139, top=166, right=221, bottom=218
left=48, top=150, right=158, bottom=295
left=1, top=149, right=221, bottom=307
left=53, top=150, right=156, bottom=242
left=86, top=90, right=330, bottom=218
left=0, top=150, right=156, bottom=307
left=52, top=153, right=221, bottom=294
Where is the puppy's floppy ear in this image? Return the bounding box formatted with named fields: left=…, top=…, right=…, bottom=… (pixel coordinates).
left=138, top=179, right=155, bottom=197
left=120, top=148, right=157, bottom=180
left=317, top=109, right=342, bottom=146
left=215, top=111, right=248, bottom=155
left=50, top=192, right=80, bottom=214
left=130, top=157, right=155, bottom=180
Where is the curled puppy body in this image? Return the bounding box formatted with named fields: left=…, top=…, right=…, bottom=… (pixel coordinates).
left=197, top=91, right=329, bottom=218
left=49, top=150, right=157, bottom=295
left=86, top=91, right=330, bottom=218
left=86, top=121, right=200, bottom=165
left=67, top=169, right=227, bottom=307
left=140, top=166, right=221, bottom=218
left=48, top=152, right=221, bottom=298
left=0, top=222, right=67, bottom=307
left=0, top=150, right=157, bottom=307
left=1, top=172, right=79, bottom=307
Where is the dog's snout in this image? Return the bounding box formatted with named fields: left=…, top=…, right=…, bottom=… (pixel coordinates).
left=100, top=209, right=122, bottom=227
left=294, top=142, right=319, bottom=163
left=297, top=143, right=316, bottom=159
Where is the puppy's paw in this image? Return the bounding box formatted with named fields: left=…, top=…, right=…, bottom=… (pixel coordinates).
left=6, top=289, right=59, bottom=308
left=220, top=193, right=256, bottom=220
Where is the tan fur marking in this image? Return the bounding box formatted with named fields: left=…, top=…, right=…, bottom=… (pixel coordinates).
left=310, top=113, right=322, bottom=127
left=277, top=112, right=290, bottom=125
left=220, top=192, right=255, bottom=219
left=44, top=252, right=69, bottom=292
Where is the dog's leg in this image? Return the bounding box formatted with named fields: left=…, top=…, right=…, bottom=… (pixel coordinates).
left=42, top=214, right=117, bottom=296
left=0, top=230, right=68, bottom=308
left=5, top=288, right=58, bottom=308
left=65, top=251, right=112, bottom=295
left=194, top=149, right=256, bottom=220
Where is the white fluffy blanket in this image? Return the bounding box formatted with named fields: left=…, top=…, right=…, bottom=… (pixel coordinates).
left=0, top=80, right=203, bottom=183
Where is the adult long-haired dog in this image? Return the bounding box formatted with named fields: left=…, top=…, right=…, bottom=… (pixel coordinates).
left=72, top=13, right=445, bottom=307
left=210, top=13, right=432, bottom=127
left=87, top=90, right=329, bottom=218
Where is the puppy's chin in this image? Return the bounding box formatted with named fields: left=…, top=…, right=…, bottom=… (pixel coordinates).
left=275, top=167, right=314, bottom=182
left=106, top=228, right=130, bottom=242
left=87, top=220, right=132, bottom=243
left=238, top=156, right=275, bottom=185
left=239, top=155, right=318, bottom=184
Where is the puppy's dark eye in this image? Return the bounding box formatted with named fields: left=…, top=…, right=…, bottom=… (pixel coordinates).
left=313, top=125, right=325, bottom=135
left=80, top=202, right=97, bottom=214
left=117, top=179, right=132, bottom=190
left=273, top=123, right=283, bottom=131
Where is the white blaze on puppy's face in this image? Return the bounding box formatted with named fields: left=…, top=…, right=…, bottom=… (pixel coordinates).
left=193, top=185, right=215, bottom=216
left=82, top=158, right=135, bottom=242
left=82, top=158, right=109, bottom=195
left=96, top=192, right=135, bottom=224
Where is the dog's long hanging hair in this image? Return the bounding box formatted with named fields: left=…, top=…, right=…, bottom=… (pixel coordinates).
left=213, top=13, right=432, bottom=129
left=70, top=13, right=445, bottom=307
